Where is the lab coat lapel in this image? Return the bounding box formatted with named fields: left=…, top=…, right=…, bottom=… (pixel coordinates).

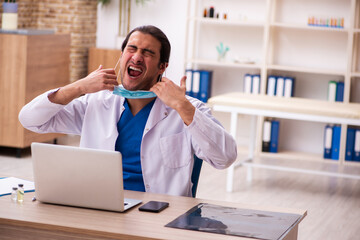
left=144, top=98, right=169, bottom=133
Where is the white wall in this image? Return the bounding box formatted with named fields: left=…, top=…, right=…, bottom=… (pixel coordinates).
left=96, top=0, right=188, bottom=85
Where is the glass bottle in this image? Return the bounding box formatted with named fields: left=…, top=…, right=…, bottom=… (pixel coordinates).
left=11, top=187, right=18, bottom=202
left=17, top=183, right=24, bottom=202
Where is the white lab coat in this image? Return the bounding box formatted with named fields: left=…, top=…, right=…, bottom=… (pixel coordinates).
left=19, top=89, right=237, bottom=197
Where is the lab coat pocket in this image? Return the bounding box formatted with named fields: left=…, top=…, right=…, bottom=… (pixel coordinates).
left=160, top=132, right=191, bottom=168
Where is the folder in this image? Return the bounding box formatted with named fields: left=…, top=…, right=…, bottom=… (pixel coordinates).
left=192, top=70, right=201, bottom=99
left=327, top=81, right=337, bottom=102
left=244, top=74, right=252, bottom=94
left=331, top=125, right=341, bottom=160
left=262, top=120, right=271, bottom=152
left=275, top=77, right=284, bottom=97
left=335, top=81, right=344, bottom=102
left=284, top=77, right=295, bottom=98
left=270, top=120, right=280, bottom=153
left=354, top=129, right=360, bottom=162
left=251, top=74, right=261, bottom=94
left=323, top=125, right=333, bottom=159
left=199, top=70, right=212, bottom=103
left=267, top=76, right=277, bottom=96
left=345, top=127, right=356, bottom=161
left=185, top=69, right=193, bottom=97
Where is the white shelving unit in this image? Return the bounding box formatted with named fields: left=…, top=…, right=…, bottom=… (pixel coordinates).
left=185, top=0, right=360, bottom=191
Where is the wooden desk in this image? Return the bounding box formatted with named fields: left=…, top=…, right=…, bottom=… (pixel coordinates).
left=0, top=191, right=306, bottom=240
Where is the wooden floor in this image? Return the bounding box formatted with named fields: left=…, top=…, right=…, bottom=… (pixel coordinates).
left=1, top=135, right=360, bottom=240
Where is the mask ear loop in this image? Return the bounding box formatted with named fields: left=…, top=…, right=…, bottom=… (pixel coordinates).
left=114, top=55, right=122, bottom=86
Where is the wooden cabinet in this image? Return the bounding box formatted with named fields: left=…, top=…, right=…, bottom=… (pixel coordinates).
left=0, top=33, right=70, bottom=150
left=185, top=0, right=360, bottom=185
left=88, top=47, right=121, bottom=73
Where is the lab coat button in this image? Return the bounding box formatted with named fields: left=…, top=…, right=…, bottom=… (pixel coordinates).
left=164, top=112, right=168, bottom=116
left=145, top=184, right=150, bottom=188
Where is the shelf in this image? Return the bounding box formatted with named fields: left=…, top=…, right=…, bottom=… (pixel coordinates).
left=352, top=72, right=360, bottom=77
left=187, top=58, right=261, bottom=69
left=355, top=29, right=360, bottom=33
left=209, top=93, right=360, bottom=125
left=267, top=64, right=346, bottom=76
left=190, top=17, right=264, bottom=28
left=271, top=22, right=349, bottom=33
left=241, top=155, right=360, bottom=180
left=259, top=151, right=322, bottom=162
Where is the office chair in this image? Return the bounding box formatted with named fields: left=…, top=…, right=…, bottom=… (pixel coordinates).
left=191, top=155, right=203, bottom=198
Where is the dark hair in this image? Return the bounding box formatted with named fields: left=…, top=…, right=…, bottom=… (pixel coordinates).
left=121, top=25, right=171, bottom=64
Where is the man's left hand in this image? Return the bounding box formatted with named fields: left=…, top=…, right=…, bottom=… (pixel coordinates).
left=150, top=76, right=195, bottom=125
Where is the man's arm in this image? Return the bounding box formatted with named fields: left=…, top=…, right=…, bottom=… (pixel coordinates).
left=49, top=65, right=118, bottom=105
left=150, top=76, right=195, bottom=125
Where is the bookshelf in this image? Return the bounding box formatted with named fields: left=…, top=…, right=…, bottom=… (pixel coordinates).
left=185, top=0, right=360, bottom=191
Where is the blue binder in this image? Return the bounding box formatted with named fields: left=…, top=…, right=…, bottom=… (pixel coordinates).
left=262, top=120, right=271, bottom=152
left=199, top=70, right=212, bottom=102
left=345, top=127, right=356, bottom=161
left=335, top=82, right=344, bottom=102
left=267, top=76, right=277, bottom=96
left=270, top=120, right=280, bottom=153
left=192, top=70, right=201, bottom=99
left=251, top=74, right=261, bottom=94
left=331, top=125, right=341, bottom=160
left=185, top=69, right=193, bottom=97
left=275, top=77, right=285, bottom=97
left=244, top=74, right=252, bottom=94
left=354, top=129, right=360, bottom=162
left=284, top=77, right=295, bottom=97
left=323, top=125, right=333, bottom=159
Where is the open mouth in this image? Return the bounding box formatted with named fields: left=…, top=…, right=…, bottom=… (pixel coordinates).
left=128, top=65, right=143, bottom=78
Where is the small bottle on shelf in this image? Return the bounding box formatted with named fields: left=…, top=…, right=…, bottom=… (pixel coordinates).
left=11, top=187, right=18, bottom=202
left=209, top=6, right=214, bottom=18
left=17, top=184, right=24, bottom=202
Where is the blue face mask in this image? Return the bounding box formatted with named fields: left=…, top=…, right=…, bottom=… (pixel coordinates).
left=113, top=85, right=157, bottom=99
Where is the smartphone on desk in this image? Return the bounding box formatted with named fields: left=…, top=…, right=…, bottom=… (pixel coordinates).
left=138, top=201, right=169, bottom=213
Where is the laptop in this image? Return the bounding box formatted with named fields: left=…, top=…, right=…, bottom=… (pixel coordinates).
left=31, top=142, right=142, bottom=212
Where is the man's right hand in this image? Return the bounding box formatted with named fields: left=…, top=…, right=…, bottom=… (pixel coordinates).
left=48, top=65, right=118, bottom=105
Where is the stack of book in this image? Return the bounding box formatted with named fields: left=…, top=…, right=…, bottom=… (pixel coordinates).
left=266, top=75, right=295, bottom=97
left=323, top=125, right=360, bottom=161
left=327, top=80, right=344, bottom=102
left=262, top=119, right=280, bottom=153
left=185, top=69, right=213, bottom=103
left=243, top=74, right=261, bottom=94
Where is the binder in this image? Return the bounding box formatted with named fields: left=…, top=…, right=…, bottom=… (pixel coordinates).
left=284, top=77, right=295, bottom=98
left=335, top=81, right=344, bottom=102
left=323, top=125, right=333, bottom=159
left=275, top=77, right=284, bottom=97
left=327, top=81, right=337, bottom=102
left=267, top=76, right=277, bottom=96
left=262, top=120, right=271, bottom=152
left=331, top=125, right=341, bottom=160
left=354, top=129, right=360, bottom=162
left=192, top=70, right=201, bottom=99
left=251, top=74, right=261, bottom=94
left=185, top=69, right=193, bottom=97
left=199, top=70, right=212, bottom=103
left=345, top=127, right=356, bottom=161
left=270, top=120, right=280, bottom=153
left=244, top=74, right=252, bottom=94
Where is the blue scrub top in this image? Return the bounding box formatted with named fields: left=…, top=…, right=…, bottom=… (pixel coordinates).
left=115, top=99, right=155, bottom=192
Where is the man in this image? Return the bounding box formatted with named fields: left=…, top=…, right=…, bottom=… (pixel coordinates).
left=19, top=25, right=237, bottom=197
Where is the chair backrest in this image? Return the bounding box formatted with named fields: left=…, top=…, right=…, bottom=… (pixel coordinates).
left=191, top=155, right=203, bottom=198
